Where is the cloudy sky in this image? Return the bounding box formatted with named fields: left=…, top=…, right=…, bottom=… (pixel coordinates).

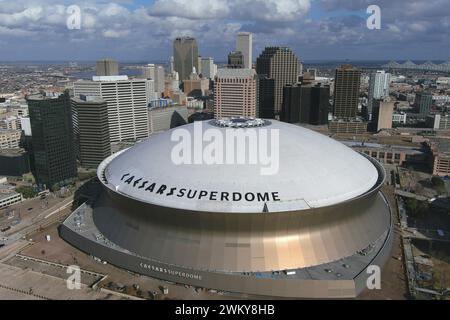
left=0, top=0, right=449, bottom=62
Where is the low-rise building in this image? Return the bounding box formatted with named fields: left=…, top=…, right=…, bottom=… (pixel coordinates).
left=343, top=141, right=427, bottom=166
left=186, top=98, right=204, bottom=110
left=0, top=129, right=21, bottom=150
left=0, top=192, right=22, bottom=209
left=426, top=114, right=450, bottom=130
left=392, top=112, right=407, bottom=124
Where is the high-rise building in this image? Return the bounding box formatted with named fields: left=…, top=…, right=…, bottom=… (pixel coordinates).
left=309, top=84, right=330, bottom=125
left=333, top=65, right=361, bottom=119
left=96, top=59, right=119, bottom=76
left=73, top=76, right=150, bottom=144
left=414, top=92, right=433, bottom=115
left=236, top=32, right=252, bottom=69
left=280, top=83, right=330, bottom=125
left=367, top=70, right=390, bottom=117
left=173, top=37, right=199, bottom=81
left=169, top=56, right=174, bottom=74
left=145, top=79, right=156, bottom=103
left=71, top=96, right=111, bottom=169
left=371, top=100, right=394, bottom=131
left=141, top=64, right=165, bottom=97
left=197, top=56, right=202, bottom=76
left=228, top=51, right=244, bottom=69
left=256, top=76, right=275, bottom=119
left=281, top=84, right=302, bottom=123
left=256, top=47, right=301, bottom=115
left=214, top=68, right=257, bottom=118
left=201, top=57, right=216, bottom=79
left=27, top=92, right=77, bottom=188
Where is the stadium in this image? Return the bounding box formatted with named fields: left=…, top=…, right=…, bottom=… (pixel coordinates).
left=59, top=118, right=393, bottom=298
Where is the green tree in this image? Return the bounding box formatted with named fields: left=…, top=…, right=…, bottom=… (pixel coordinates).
left=15, top=186, right=38, bottom=199
left=431, top=176, right=446, bottom=193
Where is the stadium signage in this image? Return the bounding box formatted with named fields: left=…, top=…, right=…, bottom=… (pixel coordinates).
left=120, top=173, right=281, bottom=203
left=139, top=262, right=202, bottom=280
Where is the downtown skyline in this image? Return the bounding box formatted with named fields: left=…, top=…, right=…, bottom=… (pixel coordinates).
left=0, top=0, right=449, bottom=62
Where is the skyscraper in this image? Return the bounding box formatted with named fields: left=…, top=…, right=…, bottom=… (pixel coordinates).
left=414, top=92, right=433, bottom=115
left=256, top=76, right=275, bottom=119
left=228, top=51, right=244, bottom=69
left=280, top=83, right=330, bottom=125
left=141, top=64, right=165, bottom=97
left=74, top=76, right=150, bottom=144
left=173, top=37, right=199, bottom=81
left=169, top=56, right=174, bottom=74
left=96, top=59, right=119, bottom=76
left=201, top=57, right=216, bottom=79
left=197, top=56, right=202, bottom=75
left=256, top=47, right=301, bottom=116
left=71, top=96, right=111, bottom=169
left=309, top=84, right=330, bottom=125
left=281, top=84, right=302, bottom=123
left=372, top=100, right=394, bottom=132
left=367, top=70, right=390, bottom=117
left=27, top=92, right=77, bottom=188
left=236, top=32, right=252, bottom=69
left=214, top=68, right=257, bottom=118
left=333, top=65, right=361, bottom=119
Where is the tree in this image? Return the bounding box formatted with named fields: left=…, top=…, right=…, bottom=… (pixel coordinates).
left=405, top=197, right=429, bottom=218
left=406, top=198, right=418, bottom=214
left=15, top=186, right=38, bottom=199
left=431, top=176, right=446, bottom=193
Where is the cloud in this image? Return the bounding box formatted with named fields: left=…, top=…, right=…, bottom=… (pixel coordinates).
left=0, top=0, right=448, bottom=61
left=149, top=0, right=310, bottom=22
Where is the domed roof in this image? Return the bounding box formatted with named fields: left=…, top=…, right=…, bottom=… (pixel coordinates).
left=101, top=120, right=379, bottom=213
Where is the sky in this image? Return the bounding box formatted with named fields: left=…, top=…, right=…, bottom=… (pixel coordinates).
left=0, top=0, right=449, bottom=62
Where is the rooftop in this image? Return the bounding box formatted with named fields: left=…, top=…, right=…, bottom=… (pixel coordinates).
left=92, top=75, right=129, bottom=82
left=0, top=148, right=27, bottom=156
left=216, top=68, right=255, bottom=79
left=102, top=120, right=380, bottom=213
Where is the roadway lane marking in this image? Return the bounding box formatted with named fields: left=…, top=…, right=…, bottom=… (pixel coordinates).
left=44, top=201, right=73, bottom=219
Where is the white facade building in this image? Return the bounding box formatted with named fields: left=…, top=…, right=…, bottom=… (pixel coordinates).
left=368, top=70, right=391, bottom=115
left=200, top=57, right=216, bottom=79
left=392, top=112, right=407, bottom=124
left=186, top=97, right=204, bottom=109
left=0, top=192, right=22, bottom=209
left=20, top=117, right=32, bottom=136
left=74, top=76, right=150, bottom=144
left=433, top=95, right=450, bottom=104
left=428, top=114, right=450, bottom=130
left=236, top=32, right=253, bottom=69
left=141, top=64, right=165, bottom=97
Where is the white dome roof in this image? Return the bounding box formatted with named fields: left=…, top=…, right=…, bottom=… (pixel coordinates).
left=102, top=120, right=379, bottom=213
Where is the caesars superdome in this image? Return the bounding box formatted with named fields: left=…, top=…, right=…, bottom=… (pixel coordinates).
left=60, top=118, right=393, bottom=299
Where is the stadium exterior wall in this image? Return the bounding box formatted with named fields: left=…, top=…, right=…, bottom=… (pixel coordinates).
left=58, top=203, right=393, bottom=299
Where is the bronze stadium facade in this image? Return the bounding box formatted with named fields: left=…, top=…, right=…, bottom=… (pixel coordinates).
left=60, top=119, right=393, bottom=298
